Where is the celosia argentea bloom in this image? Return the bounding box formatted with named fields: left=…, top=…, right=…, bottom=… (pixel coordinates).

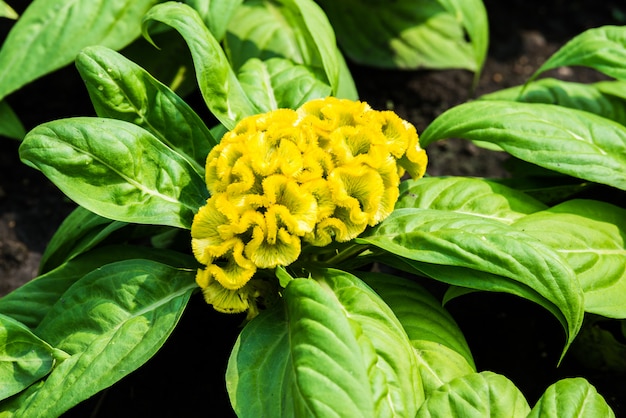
left=191, top=97, right=427, bottom=315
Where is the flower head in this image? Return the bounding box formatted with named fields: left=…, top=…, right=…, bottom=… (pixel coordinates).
left=192, top=97, right=427, bottom=315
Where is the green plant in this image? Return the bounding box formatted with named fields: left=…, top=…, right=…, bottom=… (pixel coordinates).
left=0, top=2, right=624, bottom=417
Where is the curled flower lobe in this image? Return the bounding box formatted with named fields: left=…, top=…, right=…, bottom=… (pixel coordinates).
left=191, top=97, right=427, bottom=315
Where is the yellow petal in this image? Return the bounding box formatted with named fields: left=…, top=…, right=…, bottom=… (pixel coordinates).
left=245, top=225, right=301, bottom=268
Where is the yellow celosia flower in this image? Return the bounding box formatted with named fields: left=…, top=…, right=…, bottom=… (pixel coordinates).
left=191, top=97, right=427, bottom=315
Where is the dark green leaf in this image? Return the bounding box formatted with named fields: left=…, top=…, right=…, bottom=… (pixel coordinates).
left=2, top=260, right=195, bottom=416
left=0, top=0, right=159, bottom=101
left=528, top=378, right=615, bottom=417
left=0, top=314, right=59, bottom=401
left=142, top=2, right=258, bottom=129
left=19, top=117, right=208, bottom=228
left=0, top=101, right=25, bottom=140
left=421, top=100, right=626, bottom=190
left=76, top=45, right=215, bottom=175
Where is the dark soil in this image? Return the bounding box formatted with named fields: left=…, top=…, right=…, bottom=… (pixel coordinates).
left=1, top=0, right=625, bottom=416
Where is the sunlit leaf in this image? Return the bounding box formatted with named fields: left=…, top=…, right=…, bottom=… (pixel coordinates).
left=143, top=2, right=258, bottom=129
left=397, top=177, right=546, bottom=224
left=184, top=0, right=243, bottom=41
left=19, top=117, right=208, bottom=229
left=415, top=371, right=530, bottom=417
left=1, top=260, right=196, bottom=416
left=528, top=25, right=626, bottom=84
left=357, top=208, right=584, bottom=353
left=76, top=45, right=216, bottom=176
left=528, top=378, right=615, bottom=417
left=0, top=0, right=159, bottom=101
left=0, top=1, right=18, bottom=19
left=513, top=199, right=626, bottom=318
left=421, top=100, right=626, bottom=190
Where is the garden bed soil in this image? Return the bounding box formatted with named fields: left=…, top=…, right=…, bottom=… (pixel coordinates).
left=1, top=0, right=625, bottom=416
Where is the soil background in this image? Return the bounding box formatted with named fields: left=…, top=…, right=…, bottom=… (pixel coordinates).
left=1, top=0, right=625, bottom=416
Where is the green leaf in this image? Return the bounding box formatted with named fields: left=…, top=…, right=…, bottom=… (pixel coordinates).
left=184, top=0, right=244, bottom=41
left=0, top=246, right=196, bottom=330
left=226, top=0, right=342, bottom=92
left=420, top=100, right=626, bottom=190
left=513, top=199, right=626, bottom=318
left=19, top=117, right=208, bottom=229
left=528, top=378, right=615, bottom=418
left=76, top=45, right=216, bottom=176
left=357, top=272, right=475, bottom=395
left=528, top=26, right=626, bottom=85
left=0, top=1, right=18, bottom=19
left=1, top=260, right=196, bottom=417
left=397, top=177, right=547, bottom=224
left=227, top=270, right=423, bottom=417
left=481, top=78, right=626, bottom=127
left=0, top=0, right=159, bottom=101
left=0, top=314, right=58, bottom=401
left=39, top=207, right=126, bottom=274
left=357, top=208, right=584, bottom=353
left=315, top=0, right=485, bottom=72
left=0, top=101, right=25, bottom=140
left=142, top=2, right=257, bottom=129
left=415, top=371, right=530, bottom=417
left=237, top=57, right=331, bottom=112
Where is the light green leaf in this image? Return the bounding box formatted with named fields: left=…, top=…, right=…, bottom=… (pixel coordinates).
left=183, top=0, right=243, bottom=41
left=237, top=57, right=331, bottom=112
left=39, top=207, right=126, bottom=274
left=529, top=26, right=626, bottom=84
left=19, top=117, right=208, bottom=229
left=227, top=271, right=423, bottom=417
left=0, top=246, right=196, bottom=330
left=0, top=314, right=59, bottom=401
left=76, top=45, right=215, bottom=176
left=420, top=100, right=626, bottom=190
left=315, top=0, right=485, bottom=72
left=0, top=101, right=25, bottom=140
left=528, top=378, right=615, bottom=418
left=2, top=260, right=195, bottom=417
left=0, top=1, right=18, bottom=19
left=415, top=371, right=530, bottom=417
left=0, top=0, right=159, bottom=101
left=513, top=199, right=626, bottom=318
left=142, top=2, right=257, bottom=129
left=397, top=177, right=547, bottom=224
left=357, top=208, right=584, bottom=353
left=481, top=78, right=626, bottom=127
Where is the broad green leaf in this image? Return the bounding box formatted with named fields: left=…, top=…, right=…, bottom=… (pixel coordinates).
left=420, top=100, right=626, bottom=190
left=0, top=101, right=25, bottom=140
left=357, top=208, right=584, bottom=353
left=528, top=378, right=615, bottom=418
left=513, top=199, right=626, bottom=318
left=19, top=117, right=208, bottom=229
left=481, top=78, right=626, bottom=127
left=0, top=314, right=60, bottom=401
left=595, top=79, right=626, bottom=101
left=0, top=0, right=159, bottom=102
left=397, top=177, right=547, bottom=224
left=0, top=246, right=196, bottom=330
left=76, top=45, right=215, bottom=176
left=226, top=0, right=341, bottom=94
left=2, top=260, right=196, bottom=417
left=227, top=271, right=423, bottom=417
left=358, top=272, right=475, bottom=395
left=415, top=371, right=530, bottom=417
left=39, top=207, right=126, bottom=274
left=0, top=1, right=18, bottom=19
left=237, top=57, right=331, bottom=112
left=183, top=0, right=243, bottom=41
left=142, top=2, right=257, bottom=129
left=358, top=271, right=474, bottom=368
left=528, top=26, right=626, bottom=85
left=315, top=0, right=482, bottom=72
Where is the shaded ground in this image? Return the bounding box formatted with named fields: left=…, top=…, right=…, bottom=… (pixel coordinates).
left=1, top=0, right=625, bottom=416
